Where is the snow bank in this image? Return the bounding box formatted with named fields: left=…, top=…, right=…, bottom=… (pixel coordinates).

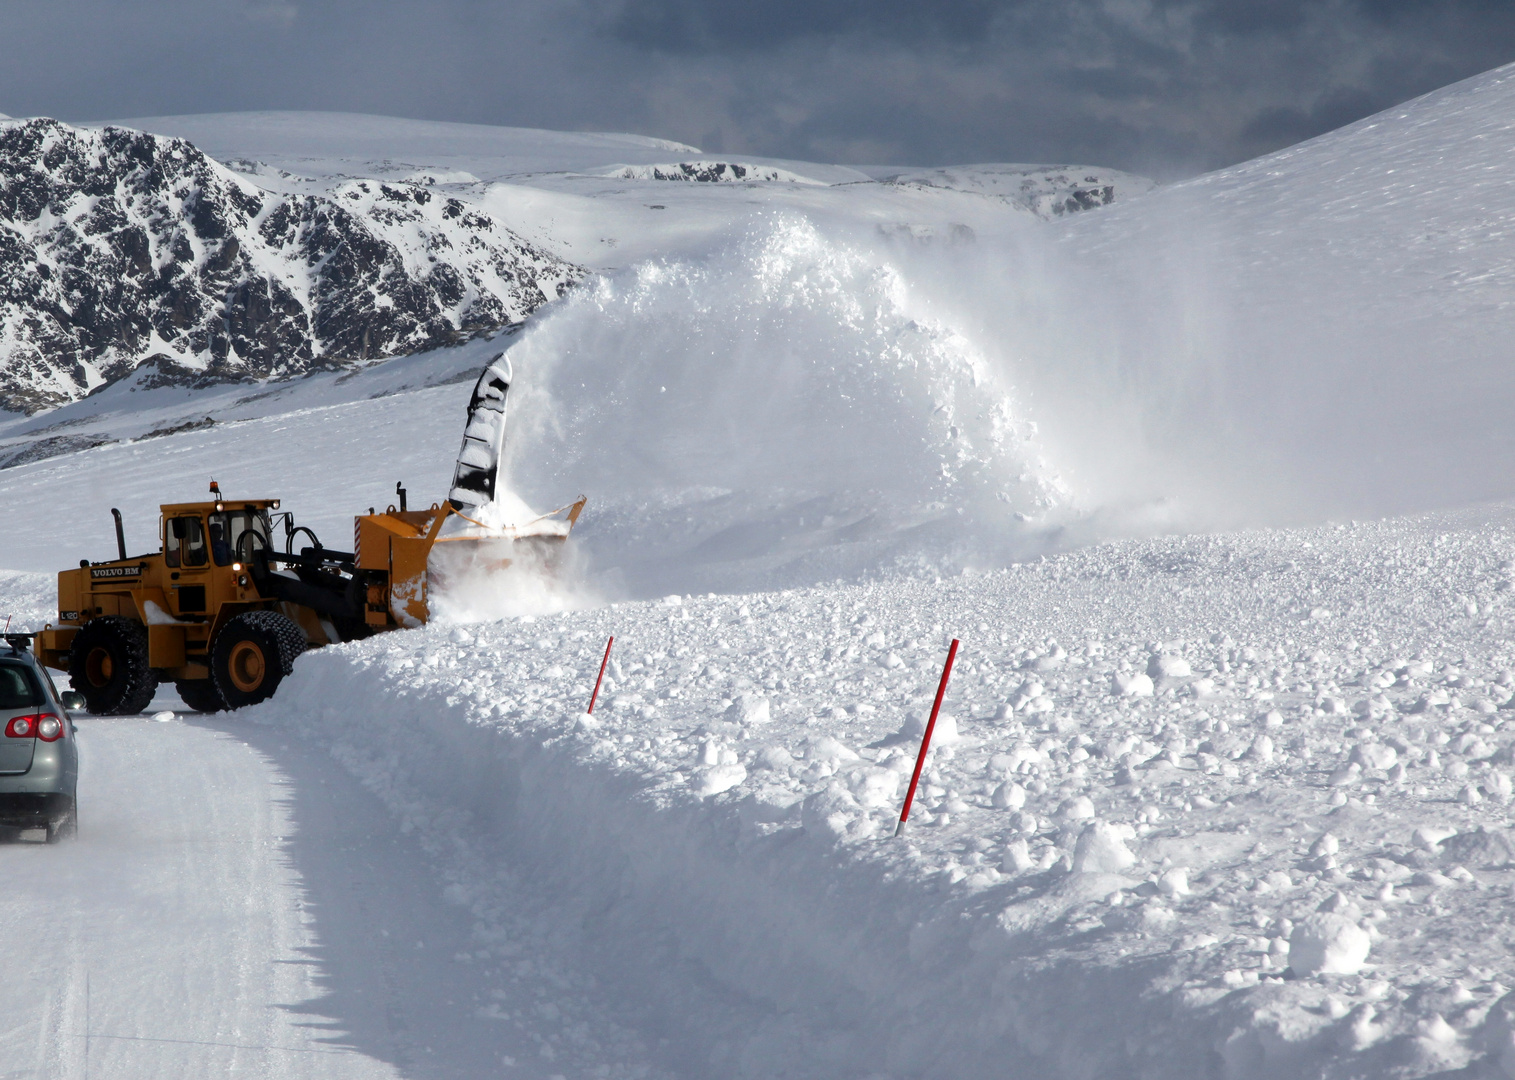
left=1007, top=63, right=1515, bottom=527
left=257, top=506, right=1515, bottom=1079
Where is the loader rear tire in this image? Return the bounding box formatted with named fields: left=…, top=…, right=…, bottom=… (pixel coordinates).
left=175, top=679, right=225, bottom=714
left=68, top=617, right=158, bottom=716
left=211, top=611, right=306, bottom=710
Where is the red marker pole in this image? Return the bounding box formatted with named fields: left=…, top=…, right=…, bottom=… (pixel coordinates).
left=895, top=638, right=959, bottom=838
left=587, top=636, right=614, bottom=714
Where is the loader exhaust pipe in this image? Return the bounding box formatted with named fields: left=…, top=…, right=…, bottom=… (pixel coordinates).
left=396, top=481, right=407, bottom=513
left=110, top=508, right=126, bottom=562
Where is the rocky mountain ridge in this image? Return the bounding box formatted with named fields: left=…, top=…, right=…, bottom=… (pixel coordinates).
left=884, top=163, right=1157, bottom=220
left=0, top=118, right=582, bottom=414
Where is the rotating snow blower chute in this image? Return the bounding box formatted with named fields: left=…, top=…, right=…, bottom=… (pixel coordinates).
left=32, top=353, right=584, bottom=714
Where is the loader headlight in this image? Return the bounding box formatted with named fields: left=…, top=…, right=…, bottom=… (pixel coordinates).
left=232, top=562, right=242, bottom=571
left=238, top=575, right=249, bottom=587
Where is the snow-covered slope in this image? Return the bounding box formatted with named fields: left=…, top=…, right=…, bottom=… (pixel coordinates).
left=991, top=64, right=1515, bottom=529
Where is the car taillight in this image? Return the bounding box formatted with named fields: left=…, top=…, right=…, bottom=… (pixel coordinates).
left=4, top=714, right=62, bottom=740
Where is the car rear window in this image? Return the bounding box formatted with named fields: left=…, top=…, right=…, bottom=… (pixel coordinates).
left=0, top=663, right=43, bottom=709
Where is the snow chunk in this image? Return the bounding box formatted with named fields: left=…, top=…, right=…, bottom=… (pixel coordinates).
left=1000, top=839, right=1035, bottom=873
left=1289, top=913, right=1371, bottom=976
left=1350, top=742, right=1397, bottom=771
left=753, top=745, right=795, bottom=771
left=847, top=767, right=901, bottom=809
left=1310, top=833, right=1340, bottom=857
left=1056, top=795, right=1096, bottom=822
left=1072, top=822, right=1137, bottom=874
left=896, top=710, right=960, bottom=747
left=1112, top=672, right=1154, bottom=697
left=1157, top=867, right=1191, bottom=897
left=1245, top=734, right=1274, bottom=763
left=1413, top=824, right=1457, bottom=851
left=1147, top=654, right=1191, bottom=679
left=807, top=736, right=860, bottom=762
left=693, top=763, right=747, bottom=798
left=725, top=693, right=771, bottom=726
left=991, top=781, right=1026, bottom=809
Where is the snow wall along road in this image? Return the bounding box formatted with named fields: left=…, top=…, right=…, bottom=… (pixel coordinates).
left=496, top=64, right=1515, bottom=599
left=262, top=602, right=1223, bottom=1080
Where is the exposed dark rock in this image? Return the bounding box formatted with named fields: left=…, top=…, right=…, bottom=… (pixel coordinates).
left=136, top=416, right=215, bottom=440
left=611, top=161, right=818, bottom=183
left=886, top=164, right=1154, bottom=221
left=0, top=433, right=116, bottom=469
left=0, top=118, right=584, bottom=414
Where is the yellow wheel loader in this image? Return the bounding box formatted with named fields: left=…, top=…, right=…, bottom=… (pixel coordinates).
left=32, top=352, right=584, bottom=714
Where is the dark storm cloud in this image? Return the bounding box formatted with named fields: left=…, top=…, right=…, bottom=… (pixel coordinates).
left=2, top=0, right=1514, bottom=178
left=611, top=0, right=1005, bottom=51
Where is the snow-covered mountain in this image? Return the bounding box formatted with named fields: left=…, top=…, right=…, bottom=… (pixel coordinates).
left=881, top=162, right=1157, bottom=219
left=0, top=117, right=580, bottom=414
left=603, top=160, right=827, bottom=184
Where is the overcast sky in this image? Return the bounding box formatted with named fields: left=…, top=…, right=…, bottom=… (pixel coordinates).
left=2, top=0, right=1513, bottom=178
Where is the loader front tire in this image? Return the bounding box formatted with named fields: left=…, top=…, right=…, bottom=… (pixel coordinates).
left=175, top=679, right=225, bottom=714
left=68, top=617, right=159, bottom=715
left=211, top=611, right=306, bottom=710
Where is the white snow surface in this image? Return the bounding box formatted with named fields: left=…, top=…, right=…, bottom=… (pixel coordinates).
left=6, top=59, right=1515, bottom=1080
left=196, top=510, right=1515, bottom=1077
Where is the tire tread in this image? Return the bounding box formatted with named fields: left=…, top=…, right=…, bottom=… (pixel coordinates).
left=67, top=617, right=158, bottom=715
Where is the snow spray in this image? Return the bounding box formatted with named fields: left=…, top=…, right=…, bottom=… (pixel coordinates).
left=497, top=215, right=1068, bottom=592
left=895, top=638, right=959, bottom=837
left=426, top=534, right=599, bottom=622
left=587, top=636, right=613, bottom=714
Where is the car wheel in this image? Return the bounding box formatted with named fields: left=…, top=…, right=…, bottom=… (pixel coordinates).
left=211, top=611, right=306, bottom=709
left=68, top=617, right=159, bottom=715
left=175, top=679, right=225, bottom=713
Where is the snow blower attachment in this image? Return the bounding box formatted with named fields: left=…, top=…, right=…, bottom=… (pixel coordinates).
left=32, top=351, right=585, bottom=713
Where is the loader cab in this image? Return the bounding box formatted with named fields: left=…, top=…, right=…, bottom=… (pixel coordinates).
left=161, top=505, right=273, bottom=568
left=158, top=501, right=276, bottom=618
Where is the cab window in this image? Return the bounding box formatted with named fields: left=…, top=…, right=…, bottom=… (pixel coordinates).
left=208, top=510, right=271, bottom=566
left=165, top=516, right=207, bottom=568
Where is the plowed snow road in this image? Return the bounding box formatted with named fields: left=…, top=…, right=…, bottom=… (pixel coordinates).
left=0, top=707, right=646, bottom=1080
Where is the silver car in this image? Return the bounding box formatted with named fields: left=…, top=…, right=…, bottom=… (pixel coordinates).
left=1, top=635, right=80, bottom=842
